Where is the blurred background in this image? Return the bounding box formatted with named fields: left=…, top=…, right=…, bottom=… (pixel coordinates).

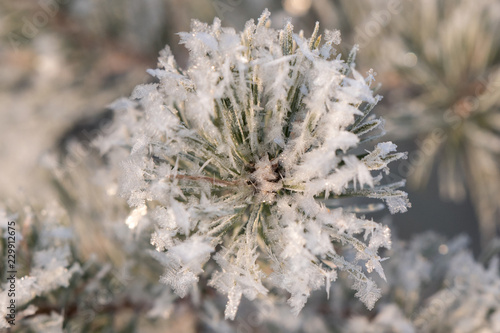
left=2, top=0, right=498, bottom=252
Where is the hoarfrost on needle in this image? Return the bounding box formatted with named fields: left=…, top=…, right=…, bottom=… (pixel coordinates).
left=105, top=10, right=410, bottom=319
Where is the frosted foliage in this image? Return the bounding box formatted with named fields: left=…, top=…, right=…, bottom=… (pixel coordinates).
left=0, top=255, right=81, bottom=328
left=414, top=252, right=500, bottom=332
left=211, top=232, right=500, bottom=332
left=107, top=11, right=409, bottom=319
left=340, top=232, right=500, bottom=333
left=0, top=219, right=81, bottom=329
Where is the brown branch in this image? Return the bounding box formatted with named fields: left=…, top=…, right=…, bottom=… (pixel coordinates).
left=166, top=174, right=241, bottom=187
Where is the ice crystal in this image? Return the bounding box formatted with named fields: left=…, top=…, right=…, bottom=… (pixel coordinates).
left=107, top=10, right=410, bottom=319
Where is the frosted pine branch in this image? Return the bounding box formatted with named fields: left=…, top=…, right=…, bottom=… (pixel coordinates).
left=103, top=10, right=410, bottom=319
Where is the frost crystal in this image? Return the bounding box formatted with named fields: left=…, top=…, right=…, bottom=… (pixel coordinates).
left=108, top=10, right=409, bottom=319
